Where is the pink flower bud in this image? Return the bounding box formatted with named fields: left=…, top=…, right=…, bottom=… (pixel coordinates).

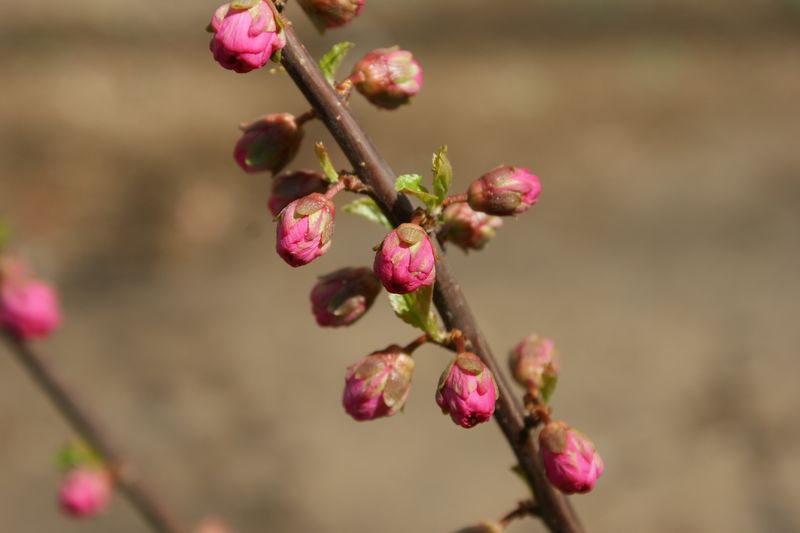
left=343, top=346, right=415, bottom=421
left=351, top=48, right=423, bottom=110
left=297, top=0, right=364, bottom=30
left=58, top=468, right=111, bottom=518
left=509, top=335, right=559, bottom=391
left=0, top=279, right=61, bottom=340
left=373, top=223, right=435, bottom=294
left=209, top=0, right=285, bottom=74
left=440, top=203, right=503, bottom=252
left=276, top=193, right=335, bottom=267
left=539, top=421, right=604, bottom=494
left=268, top=170, right=328, bottom=216
left=435, top=352, right=497, bottom=428
left=234, top=113, right=303, bottom=174
left=467, top=166, right=541, bottom=216
left=310, top=267, right=381, bottom=327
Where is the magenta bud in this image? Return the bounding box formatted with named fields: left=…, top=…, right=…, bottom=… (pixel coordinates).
left=209, top=0, right=285, bottom=74
left=276, top=192, right=335, bottom=267
left=343, top=346, right=416, bottom=421
left=268, top=170, right=328, bottom=216
left=0, top=278, right=61, bottom=340
left=311, top=267, right=381, bottom=327
left=297, top=0, right=364, bottom=30
left=351, top=47, right=423, bottom=110
left=373, top=223, right=435, bottom=294
left=467, top=166, right=541, bottom=216
left=58, top=468, right=111, bottom=519
left=539, top=421, right=604, bottom=494
left=234, top=113, right=304, bottom=174
left=440, top=203, right=503, bottom=252
left=509, top=335, right=559, bottom=392
left=435, top=352, right=497, bottom=429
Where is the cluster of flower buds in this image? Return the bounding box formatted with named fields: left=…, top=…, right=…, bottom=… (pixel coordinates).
left=436, top=351, right=498, bottom=428
left=209, top=0, right=285, bottom=73
left=539, top=421, right=604, bottom=494
left=343, top=345, right=415, bottom=420
left=0, top=255, right=61, bottom=340
left=276, top=193, right=336, bottom=267
left=373, top=223, right=436, bottom=294
left=58, top=468, right=111, bottom=518
left=297, top=0, right=364, bottom=31
left=234, top=114, right=304, bottom=174
left=467, top=166, right=541, bottom=216
left=310, top=267, right=381, bottom=327
left=351, top=48, right=423, bottom=109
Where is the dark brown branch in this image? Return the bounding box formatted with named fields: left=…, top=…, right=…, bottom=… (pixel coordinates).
left=277, top=16, right=584, bottom=533
left=1, top=332, right=185, bottom=533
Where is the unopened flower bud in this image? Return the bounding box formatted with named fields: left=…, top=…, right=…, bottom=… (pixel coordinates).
left=209, top=0, right=285, bottom=73
left=351, top=48, right=423, bottom=110
left=435, top=352, right=497, bottom=428
left=0, top=279, right=61, bottom=340
left=276, top=193, right=335, bottom=267
left=539, top=421, right=604, bottom=494
left=343, top=346, right=415, bottom=421
left=58, top=468, right=111, bottom=518
left=467, top=166, right=541, bottom=216
left=268, top=170, right=328, bottom=216
left=440, top=203, right=503, bottom=251
left=234, top=113, right=303, bottom=174
left=454, top=522, right=504, bottom=533
left=509, top=335, right=558, bottom=394
left=311, top=267, right=381, bottom=327
left=373, top=223, right=435, bottom=294
left=297, top=0, right=364, bottom=30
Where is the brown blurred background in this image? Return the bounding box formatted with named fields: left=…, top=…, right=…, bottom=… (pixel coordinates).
left=2, top=0, right=799, bottom=531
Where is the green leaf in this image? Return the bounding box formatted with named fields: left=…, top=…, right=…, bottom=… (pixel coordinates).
left=432, top=145, right=453, bottom=204
left=342, top=198, right=392, bottom=229
left=387, top=285, right=445, bottom=341
left=53, top=441, right=103, bottom=473
left=319, top=42, right=355, bottom=86
left=314, top=142, right=340, bottom=183
left=540, top=371, right=558, bottom=404
left=394, top=174, right=438, bottom=210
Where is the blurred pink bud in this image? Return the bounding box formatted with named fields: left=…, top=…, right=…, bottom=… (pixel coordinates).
left=440, top=203, right=503, bottom=252
left=454, top=522, right=504, bottom=533
left=509, top=335, right=559, bottom=391
left=435, top=352, right=497, bottom=428
left=297, top=0, right=364, bottom=30
left=0, top=279, right=61, bottom=340
left=196, top=517, right=235, bottom=533
left=276, top=193, right=335, bottom=267
left=539, top=421, right=604, bottom=494
left=268, top=170, right=328, bottom=216
left=351, top=48, right=423, bottom=110
left=467, top=166, right=541, bottom=216
left=373, top=223, right=435, bottom=294
left=209, top=0, right=285, bottom=73
left=343, top=346, right=415, bottom=421
left=234, top=113, right=304, bottom=174
left=58, top=469, right=111, bottom=519
left=310, top=267, right=381, bottom=327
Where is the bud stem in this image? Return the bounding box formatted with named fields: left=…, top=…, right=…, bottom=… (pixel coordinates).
left=449, top=329, right=466, bottom=353
left=402, top=334, right=430, bottom=355
left=441, top=193, right=468, bottom=207
left=499, top=500, right=541, bottom=527
left=296, top=109, right=317, bottom=125
left=324, top=180, right=346, bottom=199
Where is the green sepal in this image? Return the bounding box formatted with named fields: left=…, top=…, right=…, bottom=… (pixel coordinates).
left=319, top=41, right=355, bottom=86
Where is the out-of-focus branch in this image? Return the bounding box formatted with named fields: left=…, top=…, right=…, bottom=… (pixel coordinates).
left=1, top=332, right=185, bottom=533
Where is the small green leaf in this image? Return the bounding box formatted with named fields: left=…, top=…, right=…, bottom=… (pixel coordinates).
left=314, top=142, right=340, bottom=183
left=394, top=174, right=438, bottom=209
left=342, top=198, right=392, bottom=229
left=432, top=145, right=453, bottom=204
left=53, top=441, right=103, bottom=473
left=319, top=41, right=355, bottom=85
left=539, top=371, right=558, bottom=404
left=387, top=285, right=445, bottom=341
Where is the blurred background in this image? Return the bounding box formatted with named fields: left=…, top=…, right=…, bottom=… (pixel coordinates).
left=1, top=0, right=799, bottom=531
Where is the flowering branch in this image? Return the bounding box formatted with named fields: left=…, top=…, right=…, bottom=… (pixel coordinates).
left=274, top=14, right=584, bottom=533
left=0, top=332, right=185, bottom=533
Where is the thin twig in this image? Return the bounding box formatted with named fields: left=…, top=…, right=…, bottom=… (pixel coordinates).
left=1, top=332, right=185, bottom=533
left=275, top=12, right=584, bottom=533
